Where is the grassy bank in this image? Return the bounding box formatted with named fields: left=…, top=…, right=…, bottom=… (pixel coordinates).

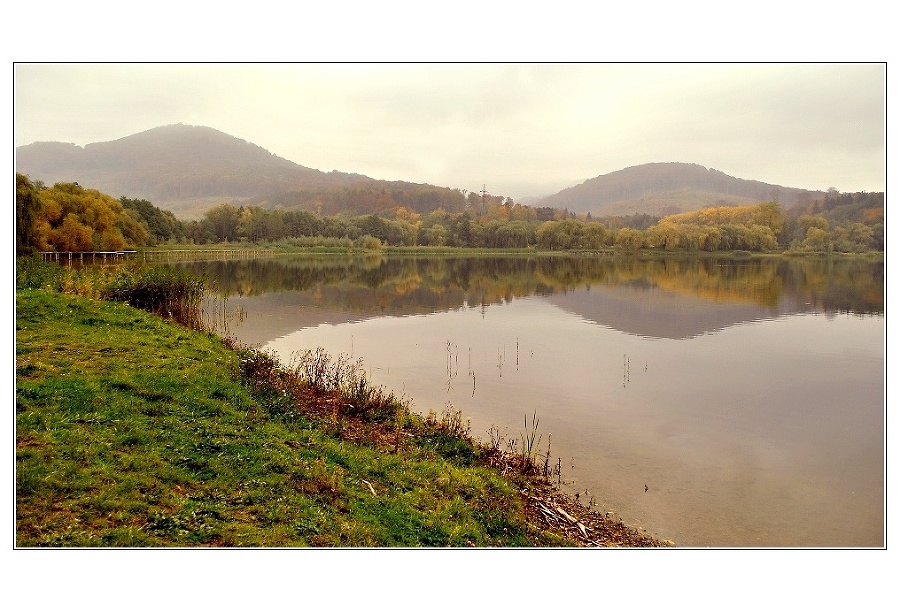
left=15, top=260, right=666, bottom=547
left=139, top=241, right=885, bottom=261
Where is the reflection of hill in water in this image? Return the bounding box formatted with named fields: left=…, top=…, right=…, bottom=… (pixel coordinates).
left=225, top=283, right=792, bottom=347
left=200, top=255, right=883, bottom=346
left=217, top=284, right=483, bottom=347
left=217, top=291, right=363, bottom=348
left=545, top=285, right=792, bottom=339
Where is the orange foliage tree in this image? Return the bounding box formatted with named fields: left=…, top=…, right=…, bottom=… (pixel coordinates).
left=34, top=182, right=149, bottom=252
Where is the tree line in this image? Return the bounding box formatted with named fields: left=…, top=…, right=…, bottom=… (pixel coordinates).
left=16, top=173, right=884, bottom=256
left=180, top=197, right=883, bottom=253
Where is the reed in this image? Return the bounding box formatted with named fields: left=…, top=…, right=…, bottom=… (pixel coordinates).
left=102, top=265, right=205, bottom=329
left=288, top=347, right=409, bottom=423
left=542, top=433, right=553, bottom=478
left=519, top=410, right=543, bottom=474
left=16, top=259, right=206, bottom=330
left=424, top=403, right=471, bottom=439
left=487, top=425, right=504, bottom=454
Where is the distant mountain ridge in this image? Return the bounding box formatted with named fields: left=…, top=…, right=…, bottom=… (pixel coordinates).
left=17, top=125, right=830, bottom=219
left=531, top=162, right=826, bottom=217
left=15, top=124, right=378, bottom=217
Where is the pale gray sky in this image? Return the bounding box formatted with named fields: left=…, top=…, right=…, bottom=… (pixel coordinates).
left=12, top=62, right=887, bottom=200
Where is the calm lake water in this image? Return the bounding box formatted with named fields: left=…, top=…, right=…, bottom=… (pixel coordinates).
left=178, top=254, right=884, bottom=547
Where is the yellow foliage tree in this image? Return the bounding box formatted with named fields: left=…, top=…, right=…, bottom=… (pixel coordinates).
left=56, top=214, right=94, bottom=251
left=661, top=201, right=785, bottom=234
left=34, top=182, right=148, bottom=252
left=650, top=201, right=785, bottom=251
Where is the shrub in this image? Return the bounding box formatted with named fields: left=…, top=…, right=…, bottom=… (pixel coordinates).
left=290, top=347, right=408, bottom=423
left=16, top=260, right=205, bottom=329
left=102, top=265, right=205, bottom=328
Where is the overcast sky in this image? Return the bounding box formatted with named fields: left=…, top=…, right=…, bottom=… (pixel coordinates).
left=14, top=62, right=885, bottom=200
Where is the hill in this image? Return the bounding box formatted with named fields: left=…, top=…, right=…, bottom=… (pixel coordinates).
left=17, top=126, right=831, bottom=221
left=16, top=124, right=478, bottom=220
left=532, top=162, right=826, bottom=217
left=15, top=124, right=379, bottom=218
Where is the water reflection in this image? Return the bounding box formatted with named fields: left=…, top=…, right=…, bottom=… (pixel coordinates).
left=177, top=254, right=883, bottom=344
left=175, top=254, right=884, bottom=547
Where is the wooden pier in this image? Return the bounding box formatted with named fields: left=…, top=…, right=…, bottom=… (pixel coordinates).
left=39, top=248, right=276, bottom=266
left=40, top=251, right=136, bottom=264
left=139, top=248, right=275, bottom=263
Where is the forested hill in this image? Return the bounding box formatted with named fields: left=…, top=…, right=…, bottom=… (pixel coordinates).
left=17, top=126, right=833, bottom=221
left=16, top=124, right=484, bottom=220
left=532, top=162, right=826, bottom=217
left=15, top=124, right=380, bottom=217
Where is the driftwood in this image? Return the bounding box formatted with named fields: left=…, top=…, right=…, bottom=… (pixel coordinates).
left=524, top=491, right=669, bottom=547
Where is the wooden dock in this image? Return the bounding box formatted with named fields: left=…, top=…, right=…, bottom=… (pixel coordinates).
left=139, top=248, right=275, bottom=262
left=39, top=248, right=276, bottom=265
left=40, top=251, right=136, bottom=264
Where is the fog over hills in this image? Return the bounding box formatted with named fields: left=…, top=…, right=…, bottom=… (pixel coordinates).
left=17, top=124, right=828, bottom=219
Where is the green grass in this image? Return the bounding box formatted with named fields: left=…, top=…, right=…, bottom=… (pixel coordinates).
left=16, top=284, right=572, bottom=547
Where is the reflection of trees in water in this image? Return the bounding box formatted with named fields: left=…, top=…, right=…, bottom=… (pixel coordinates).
left=175, top=255, right=883, bottom=315
left=779, top=257, right=883, bottom=315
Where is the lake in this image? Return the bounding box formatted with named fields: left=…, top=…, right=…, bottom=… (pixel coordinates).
left=177, top=253, right=884, bottom=547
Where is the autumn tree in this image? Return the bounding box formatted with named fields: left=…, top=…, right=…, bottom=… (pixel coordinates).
left=614, top=227, right=645, bottom=253
left=647, top=221, right=681, bottom=251
left=803, top=227, right=830, bottom=252
left=647, top=202, right=786, bottom=252
left=536, top=219, right=584, bottom=250
left=237, top=207, right=263, bottom=242
left=32, top=182, right=148, bottom=252
left=580, top=222, right=608, bottom=249
left=831, top=222, right=875, bottom=253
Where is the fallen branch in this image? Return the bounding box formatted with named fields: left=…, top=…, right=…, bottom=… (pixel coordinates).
left=554, top=504, right=578, bottom=524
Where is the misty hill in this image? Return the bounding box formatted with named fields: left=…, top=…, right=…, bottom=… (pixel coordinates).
left=532, top=162, right=826, bottom=217
left=16, top=124, right=478, bottom=220
left=15, top=124, right=381, bottom=217
left=17, top=126, right=830, bottom=221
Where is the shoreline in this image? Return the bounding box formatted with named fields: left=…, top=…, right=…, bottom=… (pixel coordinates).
left=15, top=264, right=671, bottom=547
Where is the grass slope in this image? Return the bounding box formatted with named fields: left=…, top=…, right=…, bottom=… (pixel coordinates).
left=15, top=288, right=569, bottom=547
